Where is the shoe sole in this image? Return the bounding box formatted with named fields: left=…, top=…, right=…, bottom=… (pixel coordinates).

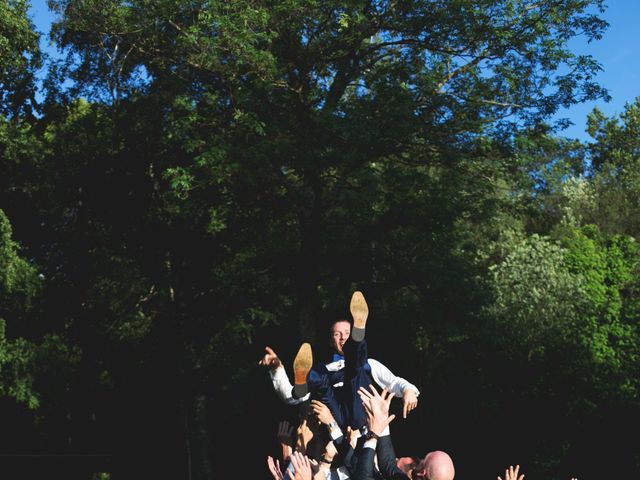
left=350, top=291, right=368, bottom=330
left=293, top=342, right=313, bottom=385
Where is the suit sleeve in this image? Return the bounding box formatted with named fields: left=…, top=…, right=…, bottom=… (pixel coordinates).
left=353, top=445, right=378, bottom=480
left=376, top=436, right=409, bottom=480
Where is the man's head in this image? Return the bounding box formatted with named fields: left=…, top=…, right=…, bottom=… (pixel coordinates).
left=329, top=320, right=351, bottom=355
left=397, top=451, right=455, bottom=480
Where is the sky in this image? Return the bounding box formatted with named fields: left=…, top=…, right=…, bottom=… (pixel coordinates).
left=26, top=0, right=640, bottom=143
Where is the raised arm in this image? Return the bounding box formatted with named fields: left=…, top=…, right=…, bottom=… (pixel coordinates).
left=357, top=385, right=406, bottom=480
left=259, top=346, right=310, bottom=405
left=277, top=420, right=294, bottom=462
left=310, top=399, right=353, bottom=466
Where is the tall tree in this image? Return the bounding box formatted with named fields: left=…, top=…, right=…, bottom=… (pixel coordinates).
left=12, top=0, right=613, bottom=477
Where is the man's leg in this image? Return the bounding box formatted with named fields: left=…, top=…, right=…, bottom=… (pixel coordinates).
left=292, top=342, right=313, bottom=399
left=343, top=291, right=372, bottom=430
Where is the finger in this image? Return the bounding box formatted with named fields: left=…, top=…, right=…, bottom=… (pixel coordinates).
left=358, top=386, right=373, bottom=398
left=367, top=384, right=379, bottom=396
left=358, top=392, right=372, bottom=405
left=385, top=413, right=396, bottom=426
left=290, top=452, right=301, bottom=470
left=403, top=401, right=409, bottom=419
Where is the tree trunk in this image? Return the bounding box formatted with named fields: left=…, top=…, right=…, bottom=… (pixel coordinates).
left=186, top=393, right=213, bottom=480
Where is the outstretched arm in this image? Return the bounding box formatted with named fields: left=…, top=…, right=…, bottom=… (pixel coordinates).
left=367, top=358, right=419, bottom=418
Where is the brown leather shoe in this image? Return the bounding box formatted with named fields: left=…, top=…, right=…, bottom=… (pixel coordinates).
left=292, top=342, right=313, bottom=398
left=350, top=291, right=368, bottom=341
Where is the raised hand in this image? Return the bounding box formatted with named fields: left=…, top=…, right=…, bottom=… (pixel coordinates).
left=358, top=384, right=396, bottom=436
left=310, top=399, right=337, bottom=427
left=277, top=420, right=294, bottom=461
left=290, top=451, right=313, bottom=480
left=296, top=418, right=312, bottom=455
left=259, top=346, right=282, bottom=370
left=497, top=464, right=524, bottom=480
left=358, top=384, right=393, bottom=417
left=277, top=420, right=294, bottom=445
left=266, top=456, right=284, bottom=480
left=346, top=426, right=358, bottom=449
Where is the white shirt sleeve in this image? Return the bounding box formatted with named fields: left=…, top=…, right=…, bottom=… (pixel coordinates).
left=367, top=358, right=420, bottom=398
left=269, top=365, right=310, bottom=405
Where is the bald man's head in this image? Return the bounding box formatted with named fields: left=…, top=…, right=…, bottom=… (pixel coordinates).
left=415, top=450, right=455, bottom=480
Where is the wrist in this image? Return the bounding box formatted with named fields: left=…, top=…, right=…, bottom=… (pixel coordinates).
left=365, top=430, right=380, bottom=441
left=327, top=420, right=337, bottom=430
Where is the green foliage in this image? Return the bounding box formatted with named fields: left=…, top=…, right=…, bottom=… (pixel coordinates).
left=0, top=210, right=42, bottom=409
left=482, top=229, right=591, bottom=354
left=554, top=224, right=640, bottom=399
left=581, top=98, right=640, bottom=236
left=0, top=209, right=40, bottom=311
left=0, top=0, right=41, bottom=116
left=0, top=319, right=38, bottom=409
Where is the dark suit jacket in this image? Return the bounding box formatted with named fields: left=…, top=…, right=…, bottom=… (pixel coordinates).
left=353, top=435, right=409, bottom=480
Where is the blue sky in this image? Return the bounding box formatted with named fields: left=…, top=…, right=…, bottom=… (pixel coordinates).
left=27, top=0, right=640, bottom=143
